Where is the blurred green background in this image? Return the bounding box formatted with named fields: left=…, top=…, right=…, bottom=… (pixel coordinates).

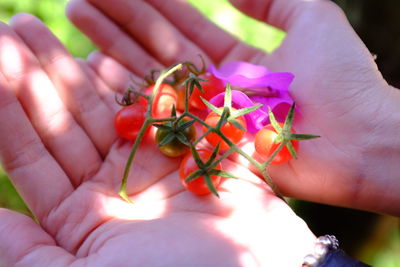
left=0, top=0, right=399, bottom=266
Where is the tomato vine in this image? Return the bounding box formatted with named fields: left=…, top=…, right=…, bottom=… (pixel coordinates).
left=115, top=62, right=319, bottom=203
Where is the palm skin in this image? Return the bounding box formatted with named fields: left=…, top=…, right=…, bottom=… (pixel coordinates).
left=66, top=0, right=400, bottom=215
left=0, top=14, right=315, bottom=266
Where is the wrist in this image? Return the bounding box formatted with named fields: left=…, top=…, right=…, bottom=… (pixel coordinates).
left=302, top=235, right=339, bottom=267
left=302, top=235, right=371, bottom=267
left=358, top=84, right=400, bottom=215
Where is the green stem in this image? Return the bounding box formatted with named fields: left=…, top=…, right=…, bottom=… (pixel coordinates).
left=215, top=131, right=285, bottom=201
left=211, top=146, right=235, bottom=167
left=184, top=81, right=190, bottom=113
left=119, top=120, right=151, bottom=203
left=148, top=117, right=176, bottom=123
left=193, top=128, right=213, bottom=146
left=260, top=167, right=286, bottom=203
left=119, top=64, right=183, bottom=203
left=261, top=141, right=287, bottom=169
left=258, top=141, right=288, bottom=202
left=149, top=64, right=183, bottom=116
left=184, top=112, right=211, bottom=128
left=234, top=145, right=262, bottom=169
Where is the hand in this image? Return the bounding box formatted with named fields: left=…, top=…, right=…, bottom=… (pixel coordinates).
left=66, top=0, right=400, bottom=215
left=0, top=14, right=316, bottom=266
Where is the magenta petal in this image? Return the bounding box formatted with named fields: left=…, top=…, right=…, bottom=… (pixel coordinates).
left=261, top=72, right=294, bottom=91
left=250, top=90, right=293, bottom=123
left=209, top=90, right=269, bottom=133
left=208, top=62, right=294, bottom=90
left=209, top=61, right=270, bottom=79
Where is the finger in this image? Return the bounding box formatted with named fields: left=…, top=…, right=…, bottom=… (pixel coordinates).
left=0, top=71, right=73, bottom=220
left=87, top=51, right=142, bottom=94
left=85, top=0, right=258, bottom=65
left=73, top=0, right=211, bottom=67
left=75, top=58, right=120, bottom=113
left=0, top=209, right=75, bottom=266
left=66, top=0, right=164, bottom=77
left=10, top=14, right=117, bottom=157
left=0, top=22, right=101, bottom=187
left=145, top=0, right=261, bottom=63
left=228, top=0, right=328, bottom=31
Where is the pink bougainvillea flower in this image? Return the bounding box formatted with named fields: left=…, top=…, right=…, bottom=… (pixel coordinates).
left=208, top=61, right=295, bottom=133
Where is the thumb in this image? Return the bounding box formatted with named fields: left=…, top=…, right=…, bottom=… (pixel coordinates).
left=0, top=209, right=75, bottom=267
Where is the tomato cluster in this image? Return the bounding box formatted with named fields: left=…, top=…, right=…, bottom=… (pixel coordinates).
left=114, top=67, right=308, bottom=199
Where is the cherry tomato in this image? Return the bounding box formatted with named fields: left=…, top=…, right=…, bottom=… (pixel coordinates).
left=203, top=108, right=247, bottom=150
left=115, top=102, right=147, bottom=141
left=175, top=85, right=186, bottom=112
left=179, top=149, right=222, bottom=195
left=145, top=83, right=178, bottom=119
left=188, top=73, right=225, bottom=110
left=254, top=123, right=299, bottom=164
left=155, top=119, right=196, bottom=157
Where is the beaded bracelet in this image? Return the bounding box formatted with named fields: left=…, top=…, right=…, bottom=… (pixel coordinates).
left=302, top=235, right=339, bottom=267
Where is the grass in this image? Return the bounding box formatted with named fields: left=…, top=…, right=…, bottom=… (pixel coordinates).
left=188, top=0, right=284, bottom=53
left=0, top=166, right=31, bottom=215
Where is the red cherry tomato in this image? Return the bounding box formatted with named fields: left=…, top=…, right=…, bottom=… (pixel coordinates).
left=175, top=85, right=186, bottom=112
left=203, top=108, right=247, bottom=150
left=254, top=123, right=299, bottom=164
left=145, top=83, right=178, bottom=119
left=114, top=102, right=147, bottom=141
left=179, top=149, right=222, bottom=195
left=189, top=73, right=225, bottom=110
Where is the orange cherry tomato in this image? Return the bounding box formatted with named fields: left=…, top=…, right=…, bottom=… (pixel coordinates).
left=254, top=123, right=299, bottom=164
left=203, top=108, right=246, bottom=150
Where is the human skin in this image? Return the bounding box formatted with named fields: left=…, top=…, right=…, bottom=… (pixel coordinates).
left=66, top=0, right=400, bottom=216
left=0, top=14, right=315, bottom=266
left=1, top=0, right=400, bottom=264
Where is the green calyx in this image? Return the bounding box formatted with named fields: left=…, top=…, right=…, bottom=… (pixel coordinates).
left=154, top=118, right=196, bottom=157
left=267, top=103, right=320, bottom=162
left=201, top=84, right=262, bottom=131
left=184, top=144, right=237, bottom=197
